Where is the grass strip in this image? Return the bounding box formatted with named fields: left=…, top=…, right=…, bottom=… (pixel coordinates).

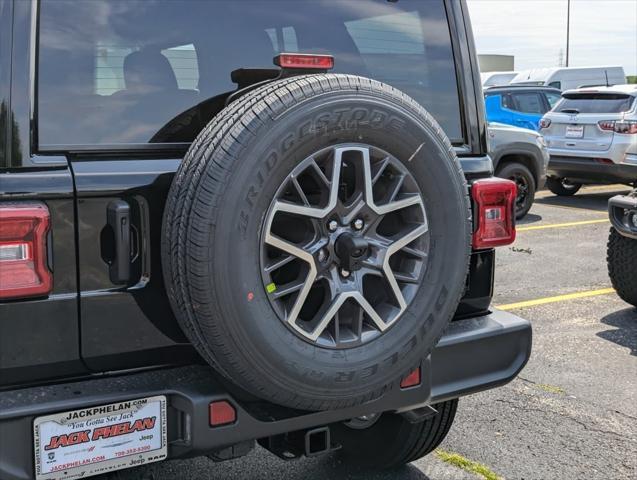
left=435, top=449, right=502, bottom=480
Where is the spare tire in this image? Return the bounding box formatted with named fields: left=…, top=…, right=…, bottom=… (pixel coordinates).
left=162, top=74, right=472, bottom=411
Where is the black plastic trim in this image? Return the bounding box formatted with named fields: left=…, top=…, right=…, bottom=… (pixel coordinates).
left=548, top=156, right=637, bottom=184
left=608, top=193, right=637, bottom=240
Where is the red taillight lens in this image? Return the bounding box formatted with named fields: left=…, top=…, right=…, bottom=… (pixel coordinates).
left=274, top=53, right=334, bottom=70
left=598, top=120, right=637, bottom=134
left=0, top=203, right=52, bottom=300
left=539, top=118, right=551, bottom=129
left=209, top=400, right=236, bottom=427
left=400, top=367, right=421, bottom=389
left=471, top=179, right=517, bottom=249
left=614, top=120, right=637, bottom=134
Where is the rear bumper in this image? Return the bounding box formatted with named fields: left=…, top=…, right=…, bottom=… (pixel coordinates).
left=548, top=155, right=637, bottom=184
left=0, top=309, right=531, bottom=480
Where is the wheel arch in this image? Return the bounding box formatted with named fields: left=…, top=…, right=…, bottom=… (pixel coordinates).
left=494, top=149, right=540, bottom=187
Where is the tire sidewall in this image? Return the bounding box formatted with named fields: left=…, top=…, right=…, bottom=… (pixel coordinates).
left=498, top=162, right=535, bottom=218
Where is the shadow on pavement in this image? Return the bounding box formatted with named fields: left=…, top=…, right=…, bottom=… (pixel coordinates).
left=517, top=212, right=542, bottom=225
left=535, top=188, right=631, bottom=213
left=597, top=306, right=637, bottom=356
left=319, top=462, right=431, bottom=480
left=135, top=450, right=435, bottom=480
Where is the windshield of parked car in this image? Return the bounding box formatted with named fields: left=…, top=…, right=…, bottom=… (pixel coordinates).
left=555, top=93, right=635, bottom=113
left=37, top=0, right=463, bottom=148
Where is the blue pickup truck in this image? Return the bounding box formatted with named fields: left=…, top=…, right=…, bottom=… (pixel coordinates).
left=485, top=86, right=562, bottom=131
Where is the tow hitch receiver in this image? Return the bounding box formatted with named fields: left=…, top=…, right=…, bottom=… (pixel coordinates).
left=259, top=426, right=341, bottom=460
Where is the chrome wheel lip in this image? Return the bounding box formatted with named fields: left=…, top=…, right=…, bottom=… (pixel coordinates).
left=259, top=143, right=429, bottom=349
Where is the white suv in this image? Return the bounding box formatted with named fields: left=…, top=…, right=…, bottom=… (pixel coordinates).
left=540, top=84, right=637, bottom=195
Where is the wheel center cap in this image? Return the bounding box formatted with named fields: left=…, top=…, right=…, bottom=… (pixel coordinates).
left=334, top=232, right=369, bottom=272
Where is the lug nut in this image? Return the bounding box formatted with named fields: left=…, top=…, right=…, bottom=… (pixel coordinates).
left=341, top=269, right=350, bottom=278
left=328, top=220, right=338, bottom=232
left=353, top=219, right=364, bottom=230
left=318, top=248, right=328, bottom=263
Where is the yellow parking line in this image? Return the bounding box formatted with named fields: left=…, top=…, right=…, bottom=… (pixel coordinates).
left=517, top=218, right=608, bottom=232
left=496, top=288, right=616, bottom=311
left=535, top=203, right=608, bottom=214
left=536, top=185, right=628, bottom=199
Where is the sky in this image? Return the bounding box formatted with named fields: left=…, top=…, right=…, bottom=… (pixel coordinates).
left=466, top=0, right=637, bottom=75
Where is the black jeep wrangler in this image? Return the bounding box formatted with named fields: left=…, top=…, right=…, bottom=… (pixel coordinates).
left=0, top=1, right=531, bottom=479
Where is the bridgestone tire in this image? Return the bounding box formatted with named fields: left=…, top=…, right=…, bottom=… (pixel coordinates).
left=162, top=74, right=472, bottom=410
left=332, top=400, right=458, bottom=469
left=607, top=227, right=637, bottom=307
left=546, top=176, right=581, bottom=196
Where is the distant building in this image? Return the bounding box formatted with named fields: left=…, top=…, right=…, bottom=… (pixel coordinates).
left=478, top=54, right=514, bottom=73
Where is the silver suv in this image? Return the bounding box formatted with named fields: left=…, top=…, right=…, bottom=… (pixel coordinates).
left=540, top=84, right=637, bottom=196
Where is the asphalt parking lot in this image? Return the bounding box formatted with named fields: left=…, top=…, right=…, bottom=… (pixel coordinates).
left=141, top=185, right=637, bottom=480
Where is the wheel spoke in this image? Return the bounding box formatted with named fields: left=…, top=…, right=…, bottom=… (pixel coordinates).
left=382, top=224, right=428, bottom=312
left=310, top=159, right=331, bottom=188
left=264, top=254, right=296, bottom=273
left=401, top=245, right=428, bottom=259
left=291, top=177, right=310, bottom=207
left=393, top=272, right=420, bottom=284
left=371, top=156, right=390, bottom=185
left=272, top=278, right=306, bottom=300
left=387, top=175, right=405, bottom=203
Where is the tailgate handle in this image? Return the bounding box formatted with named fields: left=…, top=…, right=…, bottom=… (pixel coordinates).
left=107, top=200, right=131, bottom=284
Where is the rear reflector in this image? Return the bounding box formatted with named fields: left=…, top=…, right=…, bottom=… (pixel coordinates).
left=274, top=53, right=334, bottom=70
left=538, top=118, right=551, bottom=129
left=209, top=400, right=236, bottom=427
left=471, top=178, right=517, bottom=249
left=0, top=203, right=52, bottom=300
left=400, top=368, right=421, bottom=389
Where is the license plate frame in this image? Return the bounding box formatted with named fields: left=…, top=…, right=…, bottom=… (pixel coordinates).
left=33, top=396, right=167, bottom=480
left=565, top=125, right=584, bottom=138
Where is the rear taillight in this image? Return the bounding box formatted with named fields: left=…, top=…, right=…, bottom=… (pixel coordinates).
left=274, top=53, right=334, bottom=70
left=471, top=178, right=517, bottom=249
left=539, top=118, right=551, bottom=129
left=614, top=120, right=637, bottom=134
left=0, top=203, right=52, bottom=300
left=598, top=120, right=637, bottom=134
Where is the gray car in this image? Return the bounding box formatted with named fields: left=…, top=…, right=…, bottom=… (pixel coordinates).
left=540, top=84, right=637, bottom=196
left=489, top=122, right=550, bottom=218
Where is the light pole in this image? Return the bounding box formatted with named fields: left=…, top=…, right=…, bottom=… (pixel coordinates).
left=566, top=0, right=571, bottom=67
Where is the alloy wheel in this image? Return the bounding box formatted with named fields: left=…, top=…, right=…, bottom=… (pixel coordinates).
left=260, top=144, right=429, bottom=348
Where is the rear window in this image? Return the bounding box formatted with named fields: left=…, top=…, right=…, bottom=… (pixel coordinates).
left=511, top=92, right=545, bottom=114
left=555, top=94, right=635, bottom=114
left=37, top=0, right=463, bottom=149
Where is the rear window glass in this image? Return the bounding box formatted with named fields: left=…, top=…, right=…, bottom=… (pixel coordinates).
left=555, top=94, right=635, bottom=114
left=37, top=0, right=463, bottom=148
left=511, top=92, right=545, bottom=114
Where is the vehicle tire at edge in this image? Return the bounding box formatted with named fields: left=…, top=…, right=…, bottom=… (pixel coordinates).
left=607, top=227, right=637, bottom=308
left=496, top=162, right=536, bottom=219
left=546, top=176, right=581, bottom=196
left=331, top=400, right=458, bottom=469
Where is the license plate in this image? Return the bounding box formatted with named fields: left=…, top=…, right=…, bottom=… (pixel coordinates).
left=33, top=396, right=167, bottom=480
left=565, top=125, right=584, bottom=138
